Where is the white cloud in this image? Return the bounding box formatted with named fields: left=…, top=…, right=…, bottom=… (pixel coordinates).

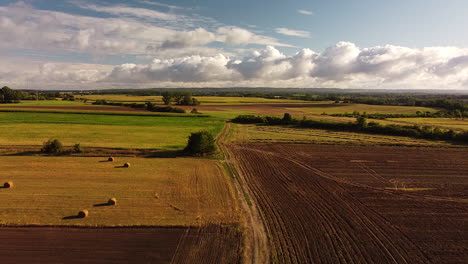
left=0, top=2, right=289, bottom=56
left=275, top=27, right=311, bottom=38
left=74, top=2, right=178, bottom=20
left=139, top=1, right=188, bottom=10
left=5, top=42, right=468, bottom=89
left=217, top=26, right=292, bottom=47
left=297, top=9, right=314, bottom=15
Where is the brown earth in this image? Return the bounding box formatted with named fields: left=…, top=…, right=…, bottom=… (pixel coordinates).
left=229, top=144, right=468, bottom=264
left=0, top=225, right=242, bottom=264
left=180, top=103, right=336, bottom=116
left=0, top=105, right=149, bottom=112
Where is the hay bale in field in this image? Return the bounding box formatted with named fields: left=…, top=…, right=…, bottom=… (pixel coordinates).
left=78, top=210, right=89, bottom=218
left=108, top=157, right=114, bottom=162
left=3, top=181, right=13, bottom=188
left=123, top=162, right=130, bottom=168
left=108, top=198, right=117, bottom=205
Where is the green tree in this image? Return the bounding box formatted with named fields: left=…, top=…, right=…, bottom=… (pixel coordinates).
left=161, top=91, right=173, bottom=105
left=282, top=113, right=292, bottom=123
left=172, top=92, right=184, bottom=105
left=0, top=86, right=20, bottom=103
left=356, top=116, right=368, bottom=128
left=184, top=131, right=216, bottom=155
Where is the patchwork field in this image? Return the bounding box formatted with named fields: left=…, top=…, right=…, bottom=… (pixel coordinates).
left=0, top=156, right=239, bottom=226
left=77, top=95, right=313, bottom=105
left=0, top=112, right=223, bottom=150
left=229, top=144, right=468, bottom=263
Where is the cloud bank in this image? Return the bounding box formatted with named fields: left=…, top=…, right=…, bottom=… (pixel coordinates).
left=3, top=42, right=468, bottom=89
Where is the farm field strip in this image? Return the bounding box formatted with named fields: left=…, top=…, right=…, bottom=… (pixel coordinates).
left=0, top=112, right=223, bottom=150
left=231, top=124, right=453, bottom=147
left=0, top=225, right=242, bottom=264
left=229, top=144, right=468, bottom=263
left=286, top=103, right=438, bottom=115
left=0, top=156, right=240, bottom=226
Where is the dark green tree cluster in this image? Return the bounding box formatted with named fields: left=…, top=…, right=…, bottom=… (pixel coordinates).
left=0, top=86, right=23, bottom=103
left=161, top=91, right=200, bottom=106
left=184, top=131, right=216, bottom=155
left=41, top=139, right=64, bottom=154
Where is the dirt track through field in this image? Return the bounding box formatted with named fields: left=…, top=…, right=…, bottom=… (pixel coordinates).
left=229, top=144, right=468, bottom=264
left=0, top=225, right=242, bottom=264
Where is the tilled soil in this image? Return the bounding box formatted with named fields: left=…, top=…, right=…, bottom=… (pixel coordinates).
left=0, top=225, right=242, bottom=264
left=229, top=144, right=468, bottom=264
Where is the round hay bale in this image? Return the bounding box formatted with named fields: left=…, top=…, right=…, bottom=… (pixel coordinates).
left=78, top=210, right=89, bottom=218
left=123, top=163, right=130, bottom=168
left=108, top=157, right=114, bottom=162
left=108, top=198, right=117, bottom=205
left=4, top=181, right=13, bottom=188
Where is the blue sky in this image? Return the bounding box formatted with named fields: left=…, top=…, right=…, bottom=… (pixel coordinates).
left=1, top=0, right=468, bottom=89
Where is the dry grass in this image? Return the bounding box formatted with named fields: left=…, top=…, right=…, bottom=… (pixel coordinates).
left=0, top=156, right=239, bottom=226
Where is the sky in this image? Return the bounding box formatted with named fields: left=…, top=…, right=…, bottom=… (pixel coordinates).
left=1, top=0, right=468, bottom=90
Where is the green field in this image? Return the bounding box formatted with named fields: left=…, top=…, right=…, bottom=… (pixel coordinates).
left=0, top=156, right=239, bottom=226
left=0, top=112, right=223, bottom=150
left=287, top=103, right=438, bottom=115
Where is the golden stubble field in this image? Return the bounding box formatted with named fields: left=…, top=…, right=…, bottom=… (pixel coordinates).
left=0, top=156, right=240, bottom=226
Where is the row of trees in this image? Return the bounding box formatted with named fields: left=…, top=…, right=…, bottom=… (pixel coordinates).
left=0, top=86, right=24, bottom=103
left=161, top=91, right=200, bottom=106
left=329, top=110, right=468, bottom=119
left=232, top=113, right=468, bottom=144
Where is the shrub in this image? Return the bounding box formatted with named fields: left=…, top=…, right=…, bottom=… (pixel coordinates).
left=185, top=130, right=216, bottom=155
left=4, top=181, right=13, bottom=188
left=73, top=143, right=82, bottom=153
left=41, top=139, right=63, bottom=154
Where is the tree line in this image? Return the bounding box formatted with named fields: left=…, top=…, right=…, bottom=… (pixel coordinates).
left=232, top=113, right=468, bottom=144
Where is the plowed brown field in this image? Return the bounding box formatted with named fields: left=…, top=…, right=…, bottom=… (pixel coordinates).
left=229, top=144, right=468, bottom=264
left=0, top=225, right=242, bottom=264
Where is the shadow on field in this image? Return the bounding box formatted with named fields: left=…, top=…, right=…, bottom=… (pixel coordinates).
left=6, top=151, right=41, bottom=156
left=62, top=215, right=82, bottom=220
left=145, top=150, right=187, bottom=158
left=93, top=203, right=112, bottom=207
left=0, top=186, right=8, bottom=189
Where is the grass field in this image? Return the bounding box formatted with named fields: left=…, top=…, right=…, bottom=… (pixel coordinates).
left=0, top=112, right=223, bottom=150
left=229, top=123, right=453, bottom=147
left=287, top=103, right=438, bottom=115
left=0, top=156, right=239, bottom=226
left=388, top=117, right=468, bottom=131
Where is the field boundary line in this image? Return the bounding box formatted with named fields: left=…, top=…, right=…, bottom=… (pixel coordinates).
left=216, top=122, right=270, bottom=264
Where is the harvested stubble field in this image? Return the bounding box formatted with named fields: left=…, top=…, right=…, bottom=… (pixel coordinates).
left=229, top=144, right=468, bottom=263
left=0, top=156, right=243, bottom=263
left=0, top=156, right=239, bottom=226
